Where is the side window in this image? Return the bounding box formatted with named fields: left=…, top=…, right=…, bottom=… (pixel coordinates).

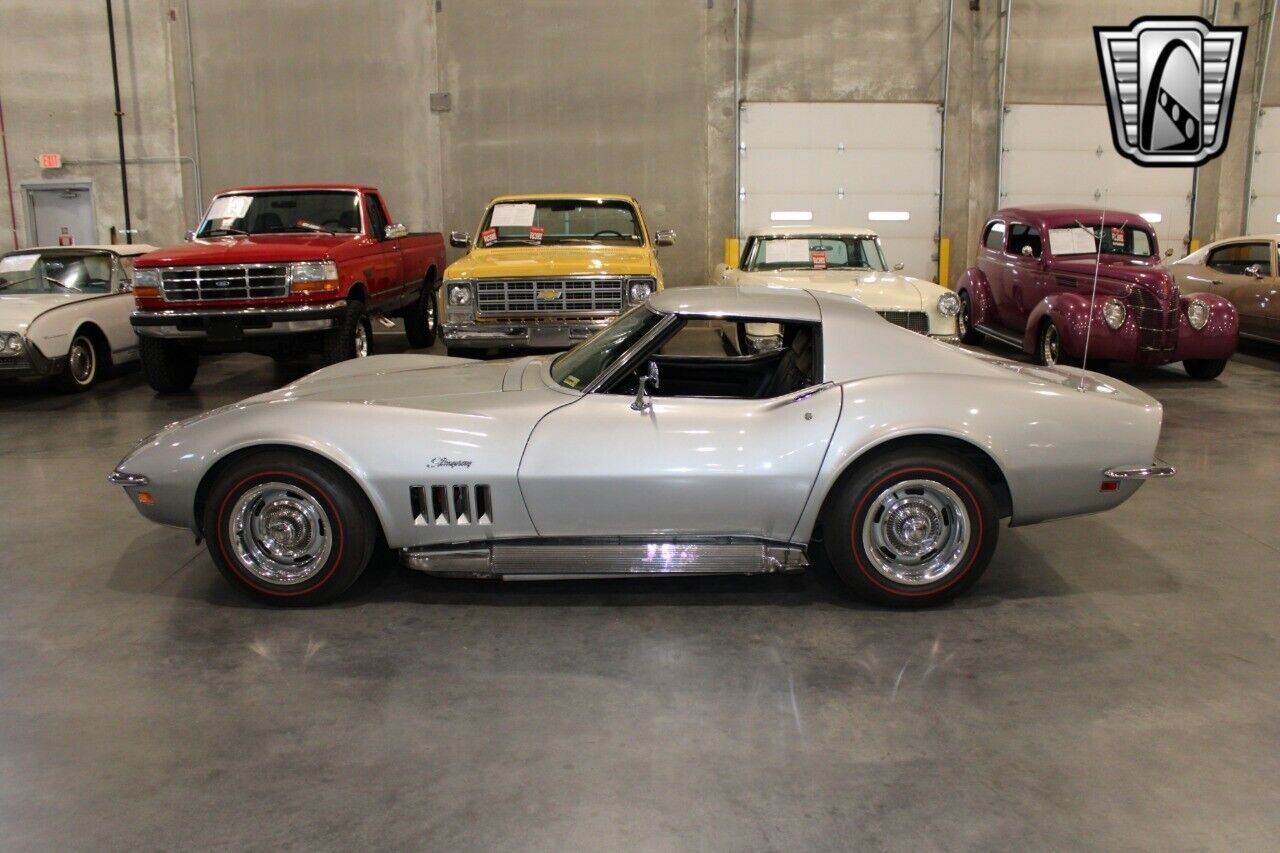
left=983, top=221, right=1006, bottom=252
left=365, top=195, right=386, bottom=238
left=1007, top=223, right=1042, bottom=258
left=1207, top=242, right=1272, bottom=275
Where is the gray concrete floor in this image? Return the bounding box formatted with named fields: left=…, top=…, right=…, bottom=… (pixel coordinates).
left=2, top=329, right=1279, bottom=851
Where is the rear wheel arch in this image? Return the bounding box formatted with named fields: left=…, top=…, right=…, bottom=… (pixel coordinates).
left=193, top=443, right=391, bottom=543
left=817, top=433, right=1013, bottom=525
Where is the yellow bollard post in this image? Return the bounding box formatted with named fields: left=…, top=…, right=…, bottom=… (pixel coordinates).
left=724, top=238, right=740, bottom=269
left=938, top=238, right=950, bottom=288
left=1188, top=239, right=1200, bottom=253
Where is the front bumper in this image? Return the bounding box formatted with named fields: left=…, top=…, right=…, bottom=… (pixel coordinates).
left=0, top=342, right=63, bottom=379
left=442, top=318, right=612, bottom=351
left=131, top=300, right=347, bottom=340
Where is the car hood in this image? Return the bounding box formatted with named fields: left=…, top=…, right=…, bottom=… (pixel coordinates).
left=736, top=269, right=931, bottom=310
left=1053, top=256, right=1175, bottom=292
left=0, top=293, right=85, bottom=334
left=448, top=245, right=655, bottom=278
left=136, top=234, right=362, bottom=266
left=252, top=354, right=526, bottom=409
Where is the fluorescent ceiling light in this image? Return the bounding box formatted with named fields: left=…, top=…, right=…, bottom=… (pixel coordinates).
left=770, top=210, right=813, bottom=222
left=1139, top=212, right=1163, bottom=223
left=868, top=211, right=910, bottom=221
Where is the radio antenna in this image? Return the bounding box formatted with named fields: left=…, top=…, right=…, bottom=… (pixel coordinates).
left=1076, top=191, right=1107, bottom=392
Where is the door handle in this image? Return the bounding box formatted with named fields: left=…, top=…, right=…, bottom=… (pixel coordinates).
left=790, top=381, right=836, bottom=403
left=1210, top=279, right=1223, bottom=285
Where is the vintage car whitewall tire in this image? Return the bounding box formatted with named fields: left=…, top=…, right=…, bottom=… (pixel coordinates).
left=404, top=278, right=439, bottom=348
left=821, top=449, right=999, bottom=607
left=203, top=450, right=377, bottom=606
left=56, top=332, right=101, bottom=393
left=957, top=291, right=985, bottom=345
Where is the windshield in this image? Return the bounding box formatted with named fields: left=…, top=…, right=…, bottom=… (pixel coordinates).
left=480, top=199, right=643, bottom=247
left=744, top=235, right=887, bottom=271
left=1047, top=223, right=1155, bottom=257
left=0, top=251, right=113, bottom=295
left=196, top=190, right=362, bottom=237
left=550, top=305, right=665, bottom=390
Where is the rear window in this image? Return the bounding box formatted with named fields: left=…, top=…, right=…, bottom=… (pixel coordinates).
left=984, top=221, right=1005, bottom=251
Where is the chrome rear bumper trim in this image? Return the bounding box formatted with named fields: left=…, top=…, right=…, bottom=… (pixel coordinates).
left=1103, top=461, right=1176, bottom=479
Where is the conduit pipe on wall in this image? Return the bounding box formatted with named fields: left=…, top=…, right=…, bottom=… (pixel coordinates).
left=106, top=0, right=133, bottom=243
left=733, top=0, right=742, bottom=239
left=994, top=0, right=1013, bottom=207
left=937, top=0, right=955, bottom=285
left=183, top=0, right=203, bottom=218
left=0, top=89, right=18, bottom=249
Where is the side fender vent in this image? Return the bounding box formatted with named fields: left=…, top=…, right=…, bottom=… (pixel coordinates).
left=412, top=484, right=492, bottom=526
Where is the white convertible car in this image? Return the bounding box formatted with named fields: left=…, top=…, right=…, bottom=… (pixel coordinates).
left=111, top=286, right=1172, bottom=608
left=0, top=244, right=155, bottom=391
left=716, top=226, right=959, bottom=350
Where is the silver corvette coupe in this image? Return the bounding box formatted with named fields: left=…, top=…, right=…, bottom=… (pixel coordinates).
left=111, top=286, right=1173, bottom=607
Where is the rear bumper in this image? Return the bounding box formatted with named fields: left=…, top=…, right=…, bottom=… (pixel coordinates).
left=131, top=300, right=347, bottom=340
left=442, top=319, right=611, bottom=351
left=1103, top=460, right=1176, bottom=480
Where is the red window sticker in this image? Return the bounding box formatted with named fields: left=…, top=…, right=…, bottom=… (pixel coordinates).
left=529, top=226, right=545, bottom=244
left=1110, top=226, right=1125, bottom=245
left=481, top=228, right=497, bottom=246
left=810, top=250, right=827, bottom=269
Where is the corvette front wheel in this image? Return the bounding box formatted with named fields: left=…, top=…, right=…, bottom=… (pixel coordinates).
left=822, top=449, right=999, bottom=607
left=202, top=451, right=377, bottom=606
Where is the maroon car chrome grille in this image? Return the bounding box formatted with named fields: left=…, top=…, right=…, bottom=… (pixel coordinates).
left=877, top=310, right=930, bottom=334
left=1128, top=286, right=1179, bottom=357
left=160, top=264, right=289, bottom=301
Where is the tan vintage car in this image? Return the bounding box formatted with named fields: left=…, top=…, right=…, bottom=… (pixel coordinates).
left=1171, top=236, right=1280, bottom=344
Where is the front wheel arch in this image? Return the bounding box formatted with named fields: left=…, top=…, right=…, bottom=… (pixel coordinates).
left=193, top=443, right=390, bottom=544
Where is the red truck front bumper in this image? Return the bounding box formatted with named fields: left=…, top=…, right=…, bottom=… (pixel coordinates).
left=131, top=300, right=347, bottom=343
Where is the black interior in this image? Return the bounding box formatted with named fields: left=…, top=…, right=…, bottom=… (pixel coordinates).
left=607, top=322, right=819, bottom=401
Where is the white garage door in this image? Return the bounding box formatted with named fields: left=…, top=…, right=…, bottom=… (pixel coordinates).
left=1247, top=108, right=1280, bottom=234
left=1001, top=105, right=1193, bottom=254
left=739, top=102, right=942, bottom=281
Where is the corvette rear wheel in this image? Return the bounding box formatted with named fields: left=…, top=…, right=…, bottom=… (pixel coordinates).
left=822, top=449, right=998, bottom=607
left=203, top=451, right=377, bottom=605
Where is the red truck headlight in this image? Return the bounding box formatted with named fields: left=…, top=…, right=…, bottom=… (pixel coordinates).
left=288, top=261, right=339, bottom=294
left=132, top=268, right=162, bottom=299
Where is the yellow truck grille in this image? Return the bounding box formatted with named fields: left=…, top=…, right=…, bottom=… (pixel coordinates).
left=475, top=278, right=624, bottom=318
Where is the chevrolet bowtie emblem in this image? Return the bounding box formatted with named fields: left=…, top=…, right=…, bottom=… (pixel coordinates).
left=537, top=289, right=561, bottom=301
left=1095, top=16, right=1246, bottom=167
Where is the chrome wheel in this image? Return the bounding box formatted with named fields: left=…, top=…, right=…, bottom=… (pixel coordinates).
left=860, top=478, right=971, bottom=586
left=226, top=481, right=333, bottom=585
left=1039, top=323, right=1060, bottom=365
left=68, top=335, right=96, bottom=386
left=957, top=294, right=970, bottom=338
left=354, top=320, right=369, bottom=358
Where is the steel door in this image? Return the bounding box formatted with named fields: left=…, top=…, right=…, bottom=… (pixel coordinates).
left=517, top=385, right=842, bottom=541
left=27, top=185, right=95, bottom=246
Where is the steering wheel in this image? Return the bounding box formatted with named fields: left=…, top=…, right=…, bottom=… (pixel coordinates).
left=592, top=229, right=625, bottom=238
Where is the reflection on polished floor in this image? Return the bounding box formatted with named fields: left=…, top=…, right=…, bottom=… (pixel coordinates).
left=2, top=331, right=1279, bottom=849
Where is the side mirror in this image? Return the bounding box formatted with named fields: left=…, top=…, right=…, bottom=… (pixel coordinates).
left=1164, top=248, right=1175, bottom=257
left=449, top=231, right=471, bottom=249
left=630, top=360, right=660, bottom=412
left=119, top=279, right=133, bottom=293
left=384, top=223, right=408, bottom=240
left=893, top=262, right=905, bottom=271
left=654, top=229, right=676, bottom=247
left=1246, top=263, right=1264, bottom=278
left=1020, top=245, right=1034, bottom=257
left=185, top=229, right=196, bottom=241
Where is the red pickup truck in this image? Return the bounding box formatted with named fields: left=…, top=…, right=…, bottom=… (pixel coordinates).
left=131, top=184, right=445, bottom=392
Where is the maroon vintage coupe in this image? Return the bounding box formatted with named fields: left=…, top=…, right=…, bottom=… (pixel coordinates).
left=955, top=206, right=1238, bottom=379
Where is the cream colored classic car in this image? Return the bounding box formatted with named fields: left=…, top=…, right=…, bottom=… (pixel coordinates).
left=715, top=226, right=959, bottom=351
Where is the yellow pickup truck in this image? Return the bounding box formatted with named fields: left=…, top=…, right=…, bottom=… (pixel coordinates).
left=440, top=193, right=673, bottom=355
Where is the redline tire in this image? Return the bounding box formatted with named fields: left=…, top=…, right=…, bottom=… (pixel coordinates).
left=821, top=449, right=999, bottom=607
left=202, top=451, right=377, bottom=606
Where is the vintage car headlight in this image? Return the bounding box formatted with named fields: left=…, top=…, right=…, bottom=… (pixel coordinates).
left=1187, top=298, right=1210, bottom=331
left=628, top=277, right=656, bottom=303
left=1102, top=298, right=1127, bottom=330
left=936, top=291, right=961, bottom=317
left=0, top=332, right=24, bottom=354
left=448, top=282, right=473, bottom=306
left=288, top=260, right=340, bottom=294
left=132, top=267, right=162, bottom=298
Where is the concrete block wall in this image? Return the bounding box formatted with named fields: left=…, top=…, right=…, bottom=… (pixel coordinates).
left=1, top=0, right=1276, bottom=285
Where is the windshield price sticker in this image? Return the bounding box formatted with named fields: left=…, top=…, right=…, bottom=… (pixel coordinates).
left=764, top=239, right=812, bottom=264
left=529, top=226, right=545, bottom=244
left=1110, top=226, right=1125, bottom=244
left=810, top=250, right=828, bottom=269
left=489, top=203, right=537, bottom=228
left=1048, top=228, right=1097, bottom=256
left=207, top=195, right=252, bottom=222
left=0, top=254, right=39, bottom=273
left=481, top=228, right=497, bottom=247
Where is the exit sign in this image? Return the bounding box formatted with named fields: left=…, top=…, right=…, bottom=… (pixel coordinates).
left=38, top=152, right=62, bottom=169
